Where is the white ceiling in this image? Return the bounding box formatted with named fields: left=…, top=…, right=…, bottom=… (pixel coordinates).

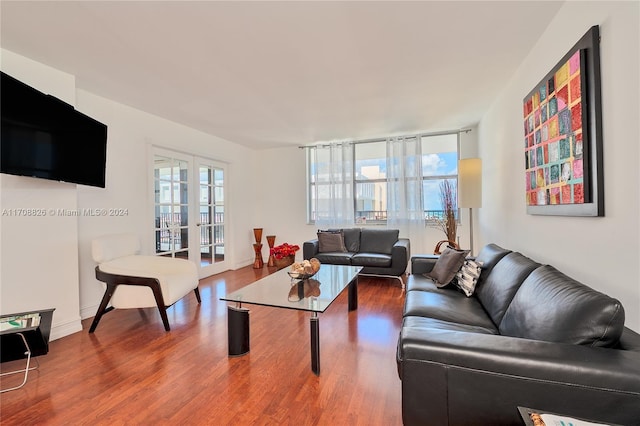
left=0, top=1, right=564, bottom=149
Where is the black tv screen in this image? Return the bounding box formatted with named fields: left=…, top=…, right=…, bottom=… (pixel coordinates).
left=1, top=71, right=108, bottom=188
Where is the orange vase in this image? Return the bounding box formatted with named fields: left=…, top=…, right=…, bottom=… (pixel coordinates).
left=266, top=235, right=276, bottom=267
left=253, top=243, right=264, bottom=268
left=253, top=228, right=263, bottom=244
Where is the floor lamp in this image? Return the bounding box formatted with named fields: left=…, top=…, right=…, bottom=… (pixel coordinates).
left=458, top=158, right=482, bottom=256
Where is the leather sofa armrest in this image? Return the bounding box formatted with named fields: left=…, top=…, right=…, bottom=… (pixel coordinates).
left=389, top=238, right=410, bottom=275
left=398, top=328, right=640, bottom=424
left=411, top=255, right=439, bottom=275
left=303, top=239, right=319, bottom=260
left=399, top=328, right=640, bottom=390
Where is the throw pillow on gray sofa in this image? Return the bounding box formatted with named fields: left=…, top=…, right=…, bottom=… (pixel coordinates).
left=317, top=230, right=347, bottom=253
left=425, top=247, right=469, bottom=288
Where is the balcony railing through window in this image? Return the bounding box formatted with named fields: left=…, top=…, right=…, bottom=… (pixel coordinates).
left=156, top=212, right=224, bottom=250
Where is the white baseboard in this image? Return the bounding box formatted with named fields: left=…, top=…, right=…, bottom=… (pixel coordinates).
left=80, top=304, right=98, bottom=321
left=50, top=316, right=83, bottom=341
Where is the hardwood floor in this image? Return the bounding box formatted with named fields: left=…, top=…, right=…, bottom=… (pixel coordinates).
left=0, top=266, right=406, bottom=425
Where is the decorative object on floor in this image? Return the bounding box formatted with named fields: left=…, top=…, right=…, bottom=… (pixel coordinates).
left=429, top=179, right=457, bottom=254
left=266, top=235, right=276, bottom=267
left=270, top=243, right=300, bottom=270
left=523, top=25, right=603, bottom=217
left=90, top=233, right=200, bottom=332
left=252, top=228, right=264, bottom=268
left=458, top=158, right=482, bottom=255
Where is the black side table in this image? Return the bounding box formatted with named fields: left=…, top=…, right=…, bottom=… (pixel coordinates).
left=0, top=308, right=55, bottom=393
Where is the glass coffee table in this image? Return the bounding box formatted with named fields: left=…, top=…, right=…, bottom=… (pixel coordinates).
left=220, top=264, right=362, bottom=375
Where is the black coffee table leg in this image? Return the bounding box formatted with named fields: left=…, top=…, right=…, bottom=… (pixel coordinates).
left=310, top=313, right=320, bottom=375
left=348, top=276, right=358, bottom=311
left=228, top=305, right=250, bottom=357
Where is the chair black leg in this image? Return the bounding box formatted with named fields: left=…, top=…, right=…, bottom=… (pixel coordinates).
left=194, top=287, right=201, bottom=303
left=149, top=282, right=171, bottom=331
left=89, top=283, right=117, bottom=333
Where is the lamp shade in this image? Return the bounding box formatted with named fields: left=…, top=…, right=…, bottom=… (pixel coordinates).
left=458, top=158, right=482, bottom=208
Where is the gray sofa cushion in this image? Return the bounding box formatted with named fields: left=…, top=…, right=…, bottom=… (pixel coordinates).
left=500, top=265, right=626, bottom=347
left=342, top=228, right=361, bottom=252
left=404, top=288, right=498, bottom=332
left=359, top=228, right=399, bottom=254
left=313, top=252, right=353, bottom=265
left=474, top=252, right=540, bottom=326
left=406, top=273, right=440, bottom=292
left=402, top=315, right=499, bottom=336
left=473, top=243, right=512, bottom=288
left=351, top=253, right=392, bottom=268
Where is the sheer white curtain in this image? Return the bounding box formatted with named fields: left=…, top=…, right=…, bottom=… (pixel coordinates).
left=312, top=142, right=355, bottom=228
left=386, top=136, right=428, bottom=258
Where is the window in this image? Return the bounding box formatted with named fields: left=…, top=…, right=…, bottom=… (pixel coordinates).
left=355, top=141, right=387, bottom=224
left=421, top=133, right=459, bottom=220
left=307, top=132, right=459, bottom=224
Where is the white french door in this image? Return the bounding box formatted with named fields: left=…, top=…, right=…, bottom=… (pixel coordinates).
left=195, top=158, right=227, bottom=277
left=152, top=147, right=227, bottom=278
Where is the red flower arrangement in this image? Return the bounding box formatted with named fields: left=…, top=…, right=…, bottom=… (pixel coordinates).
left=270, top=243, right=300, bottom=259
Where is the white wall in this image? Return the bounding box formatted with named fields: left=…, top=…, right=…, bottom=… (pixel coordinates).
left=1, top=49, right=258, bottom=338
left=0, top=51, right=83, bottom=339
left=477, top=1, right=640, bottom=331
left=73, top=89, right=257, bottom=320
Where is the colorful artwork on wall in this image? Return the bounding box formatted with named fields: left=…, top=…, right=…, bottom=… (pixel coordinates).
left=522, top=26, right=604, bottom=216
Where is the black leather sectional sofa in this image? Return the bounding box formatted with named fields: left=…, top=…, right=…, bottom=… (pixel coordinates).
left=302, top=228, right=409, bottom=281
left=396, top=243, right=640, bottom=425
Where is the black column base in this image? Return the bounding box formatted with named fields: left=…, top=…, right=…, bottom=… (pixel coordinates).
left=228, top=306, right=250, bottom=357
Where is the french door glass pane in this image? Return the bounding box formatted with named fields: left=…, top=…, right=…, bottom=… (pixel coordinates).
left=212, top=166, right=225, bottom=263
left=154, top=155, right=189, bottom=259
left=198, top=164, right=224, bottom=266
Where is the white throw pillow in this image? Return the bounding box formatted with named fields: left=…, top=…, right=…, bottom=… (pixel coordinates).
left=455, top=259, right=483, bottom=297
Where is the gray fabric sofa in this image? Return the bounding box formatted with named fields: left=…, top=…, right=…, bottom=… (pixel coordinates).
left=302, top=228, right=410, bottom=281
left=396, top=243, right=640, bottom=425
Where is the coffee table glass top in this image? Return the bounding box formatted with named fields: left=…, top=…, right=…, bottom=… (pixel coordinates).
left=220, top=264, right=362, bottom=313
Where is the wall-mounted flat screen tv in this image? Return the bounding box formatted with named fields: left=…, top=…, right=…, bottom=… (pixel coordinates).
left=1, top=71, right=108, bottom=188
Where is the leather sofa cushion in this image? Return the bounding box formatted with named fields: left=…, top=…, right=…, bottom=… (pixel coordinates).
left=404, top=287, right=498, bottom=332
left=406, top=274, right=440, bottom=292
left=351, top=253, right=392, bottom=268
left=342, top=228, right=361, bottom=252
left=313, top=252, right=353, bottom=265
left=473, top=243, right=512, bottom=289
left=500, top=265, right=625, bottom=347
left=475, top=252, right=539, bottom=326
left=359, top=228, right=399, bottom=254
left=402, top=315, right=499, bottom=336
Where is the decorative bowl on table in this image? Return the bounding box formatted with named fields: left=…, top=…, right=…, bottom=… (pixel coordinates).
left=287, top=258, right=321, bottom=282
left=287, top=271, right=315, bottom=281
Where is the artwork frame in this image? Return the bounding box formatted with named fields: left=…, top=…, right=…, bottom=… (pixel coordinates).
left=523, top=25, right=603, bottom=216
